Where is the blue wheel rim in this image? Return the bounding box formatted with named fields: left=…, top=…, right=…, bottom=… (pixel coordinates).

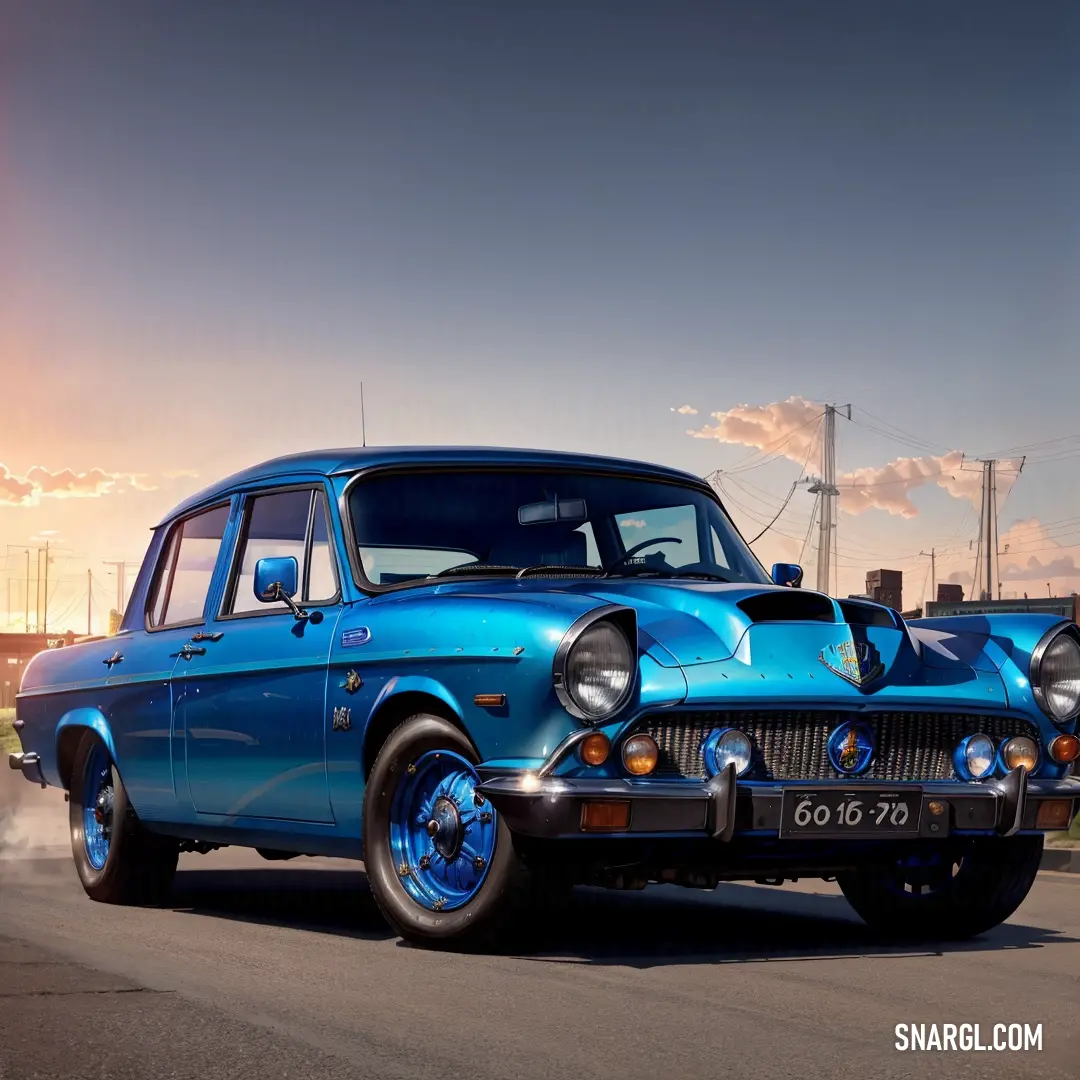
left=82, top=744, right=114, bottom=871
left=388, top=749, right=498, bottom=912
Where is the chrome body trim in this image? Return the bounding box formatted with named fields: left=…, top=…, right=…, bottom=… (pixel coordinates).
left=551, top=605, right=637, bottom=723
left=1029, top=621, right=1080, bottom=725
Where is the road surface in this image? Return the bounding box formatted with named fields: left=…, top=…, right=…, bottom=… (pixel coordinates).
left=1, top=771, right=1077, bottom=1079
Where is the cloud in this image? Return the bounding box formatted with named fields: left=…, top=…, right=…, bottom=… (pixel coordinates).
left=997, top=518, right=1080, bottom=584
left=0, top=463, right=161, bottom=505
left=164, top=469, right=200, bottom=479
left=930, top=518, right=1080, bottom=602
left=620, top=518, right=648, bottom=528
left=840, top=452, right=1025, bottom=519
left=0, top=466, right=35, bottom=505
left=687, top=396, right=1021, bottom=518
left=670, top=405, right=698, bottom=415
left=689, top=396, right=823, bottom=464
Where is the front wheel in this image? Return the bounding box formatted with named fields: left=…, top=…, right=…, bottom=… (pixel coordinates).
left=363, top=715, right=530, bottom=948
left=837, top=836, right=1043, bottom=940
left=69, top=730, right=179, bottom=905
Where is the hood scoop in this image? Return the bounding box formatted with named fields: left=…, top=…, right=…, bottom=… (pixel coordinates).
left=737, top=591, right=835, bottom=623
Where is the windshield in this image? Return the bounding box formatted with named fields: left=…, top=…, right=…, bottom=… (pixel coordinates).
left=346, top=468, right=771, bottom=587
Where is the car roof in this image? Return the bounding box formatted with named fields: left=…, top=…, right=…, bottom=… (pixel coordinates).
left=156, top=445, right=710, bottom=526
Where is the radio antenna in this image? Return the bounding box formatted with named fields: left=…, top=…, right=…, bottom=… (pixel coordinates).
left=361, top=382, right=366, bottom=447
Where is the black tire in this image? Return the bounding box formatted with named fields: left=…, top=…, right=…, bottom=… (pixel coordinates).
left=362, top=714, right=531, bottom=948
left=837, top=836, right=1044, bottom=940
left=69, top=730, right=179, bottom=906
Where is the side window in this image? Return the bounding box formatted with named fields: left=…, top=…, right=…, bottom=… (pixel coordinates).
left=615, top=505, right=700, bottom=565
left=227, top=489, right=339, bottom=615
left=306, top=492, right=338, bottom=600
left=710, top=527, right=733, bottom=570
left=148, top=504, right=231, bottom=628
left=574, top=522, right=602, bottom=567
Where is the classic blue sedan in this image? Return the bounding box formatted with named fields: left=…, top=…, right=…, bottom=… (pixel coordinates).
left=9, top=446, right=1080, bottom=946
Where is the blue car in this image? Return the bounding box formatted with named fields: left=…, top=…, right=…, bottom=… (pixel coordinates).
left=9, top=446, right=1080, bottom=946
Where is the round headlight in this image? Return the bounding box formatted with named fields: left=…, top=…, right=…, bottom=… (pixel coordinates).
left=558, top=619, right=634, bottom=721
left=1001, top=735, right=1039, bottom=773
left=957, top=733, right=995, bottom=780
left=1033, top=630, right=1080, bottom=723
left=704, top=728, right=753, bottom=777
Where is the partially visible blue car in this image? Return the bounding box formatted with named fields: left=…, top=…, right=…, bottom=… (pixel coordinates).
left=10, top=446, right=1080, bottom=946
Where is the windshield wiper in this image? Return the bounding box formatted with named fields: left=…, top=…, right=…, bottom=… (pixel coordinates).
left=604, top=566, right=732, bottom=582
left=515, top=564, right=606, bottom=578
left=431, top=563, right=521, bottom=578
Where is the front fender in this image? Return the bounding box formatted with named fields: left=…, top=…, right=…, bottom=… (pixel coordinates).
left=365, top=675, right=464, bottom=728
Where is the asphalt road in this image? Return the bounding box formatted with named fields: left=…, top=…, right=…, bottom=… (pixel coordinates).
left=1, top=772, right=1078, bottom=1080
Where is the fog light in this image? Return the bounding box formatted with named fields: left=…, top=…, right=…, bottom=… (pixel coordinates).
left=928, top=800, right=946, bottom=817
left=1036, top=800, right=1074, bottom=830
left=704, top=728, right=753, bottom=778
left=579, top=732, right=610, bottom=767
left=580, top=800, right=631, bottom=831
left=1049, top=733, right=1080, bottom=764
left=621, top=734, right=659, bottom=776
left=956, top=733, right=995, bottom=780
left=1001, top=736, right=1039, bottom=772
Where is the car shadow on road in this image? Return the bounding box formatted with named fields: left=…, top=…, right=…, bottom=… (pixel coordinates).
left=166, top=865, right=1078, bottom=967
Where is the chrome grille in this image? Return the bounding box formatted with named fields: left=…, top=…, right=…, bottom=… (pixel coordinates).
left=638, top=711, right=1042, bottom=782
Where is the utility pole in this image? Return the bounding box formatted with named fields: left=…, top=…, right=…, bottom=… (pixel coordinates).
left=102, top=561, right=127, bottom=614
left=43, top=540, right=49, bottom=634
left=24, top=549, right=30, bottom=632
left=807, top=404, right=851, bottom=595
left=87, top=568, right=93, bottom=636
left=920, top=548, right=936, bottom=604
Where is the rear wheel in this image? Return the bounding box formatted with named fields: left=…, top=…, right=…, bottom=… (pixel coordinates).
left=69, top=730, right=179, bottom=905
left=837, top=836, right=1043, bottom=940
left=363, top=714, right=531, bottom=948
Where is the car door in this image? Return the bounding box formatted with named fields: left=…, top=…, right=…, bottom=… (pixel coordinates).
left=125, top=500, right=236, bottom=818
left=175, top=484, right=341, bottom=823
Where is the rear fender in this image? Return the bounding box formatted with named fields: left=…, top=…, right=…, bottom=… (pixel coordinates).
left=55, top=708, right=116, bottom=788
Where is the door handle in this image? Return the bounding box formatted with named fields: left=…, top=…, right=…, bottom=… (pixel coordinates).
left=190, top=631, right=223, bottom=643
left=174, top=644, right=208, bottom=661
left=103, top=652, right=123, bottom=669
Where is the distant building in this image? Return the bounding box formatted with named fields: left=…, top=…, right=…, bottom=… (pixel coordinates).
left=866, top=568, right=903, bottom=611
left=923, top=596, right=1080, bottom=622
left=936, top=583, right=964, bottom=603
left=0, top=631, right=75, bottom=709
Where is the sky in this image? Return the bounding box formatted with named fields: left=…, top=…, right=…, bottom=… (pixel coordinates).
left=1, top=0, right=1078, bottom=633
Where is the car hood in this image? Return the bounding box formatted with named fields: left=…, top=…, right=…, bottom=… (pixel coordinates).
left=380, top=577, right=1007, bottom=708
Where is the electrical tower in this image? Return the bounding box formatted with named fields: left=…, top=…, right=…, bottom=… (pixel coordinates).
left=804, top=404, right=850, bottom=594
left=967, top=456, right=1025, bottom=600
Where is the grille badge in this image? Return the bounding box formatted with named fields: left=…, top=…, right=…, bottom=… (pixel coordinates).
left=826, top=720, right=875, bottom=775
left=819, top=636, right=885, bottom=687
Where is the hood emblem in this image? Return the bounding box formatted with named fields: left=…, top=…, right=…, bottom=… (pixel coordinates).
left=827, top=721, right=875, bottom=776
left=819, top=638, right=884, bottom=687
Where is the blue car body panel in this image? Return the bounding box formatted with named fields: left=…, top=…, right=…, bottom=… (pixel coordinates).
left=11, top=446, right=1080, bottom=856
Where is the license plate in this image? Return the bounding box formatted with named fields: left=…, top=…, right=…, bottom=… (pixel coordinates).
left=779, top=788, right=922, bottom=838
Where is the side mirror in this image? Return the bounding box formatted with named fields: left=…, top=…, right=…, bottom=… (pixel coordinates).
left=771, top=562, right=803, bottom=588
left=254, top=557, right=299, bottom=603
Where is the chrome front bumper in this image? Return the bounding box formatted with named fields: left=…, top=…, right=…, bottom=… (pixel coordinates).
left=475, top=764, right=1080, bottom=841
left=8, top=752, right=46, bottom=787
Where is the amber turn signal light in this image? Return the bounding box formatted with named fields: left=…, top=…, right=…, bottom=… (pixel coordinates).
left=622, top=734, right=659, bottom=776
left=1036, top=800, right=1074, bottom=830
left=1049, top=733, right=1080, bottom=764
left=580, top=800, right=631, bottom=832
left=579, top=732, right=611, bottom=766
